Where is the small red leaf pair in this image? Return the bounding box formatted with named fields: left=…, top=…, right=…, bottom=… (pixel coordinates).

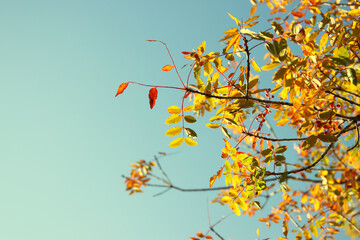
left=149, top=88, right=158, bottom=109
left=115, top=82, right=129, bottom=97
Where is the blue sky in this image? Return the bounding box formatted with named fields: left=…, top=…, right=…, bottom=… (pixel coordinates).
left=0, top=1, right=349, bottom=240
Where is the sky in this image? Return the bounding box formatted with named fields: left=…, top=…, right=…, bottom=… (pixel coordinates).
left=0, top=1, right=350, bottom=240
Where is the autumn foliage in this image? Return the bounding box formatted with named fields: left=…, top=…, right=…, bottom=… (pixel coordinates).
left=119, top=0, right=360, bottom=239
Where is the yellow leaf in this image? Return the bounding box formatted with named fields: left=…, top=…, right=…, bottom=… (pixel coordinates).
left=276, top=118, right=289, bottom=126
left=303, top=229, right=312, bottom=240
left=252, top=59, right=261, bottom=72
left=309, top=224, right=318, bottom=237
left=256, top=229, right=260, bottom=236
left=231, top=202, right=241, bottom=216
left=165, top=114, right=182, bottom=124
left=261, top=62, right=280, bottom=71
left=204, top=61, right=213, bottom=76
left=300, top=194, right=308, bottom=204
left=206, top=123, right=221, bottom=129
left=183, top=105, right=194, bottom=112
left=165, top=127, right=183, bottom=137
left=167, top=105, right=181, bottom=114
left=197, top=41, right=206, bottom=56
left=250, top=5, right=257, bottom=16
left=320, top=33, right=328, bottom=48
left=221, top=196, right=232, bottom=203
left=236, top=197, right=248, bottom=211
left=169, top=137, right=183, bottom=148
left=348, top=9, right=360, bottom=17
left=228, top=12, right=240, bottom=25
left=314, top=199, right=320, bottom=211
left=184, top=138, right=198, bottom=146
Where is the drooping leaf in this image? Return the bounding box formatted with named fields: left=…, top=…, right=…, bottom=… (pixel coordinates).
left=165, top=127, right=183, bottom=137
left=231, top=202, right=241, bottom=216
left=115, top=82, right=129, bottom=97
left=169, top=137, right=183, bottom=148
left=221, top=126, right=231, bottom=139
left=148, top=88, right=158, bottom=109
left=252, top=59, right=261, bottom=72
left=282, top=220, right=289, bottom=238
left=185, top=137, right=198, bottom=146
left=162, top=65, right=173, bottom=71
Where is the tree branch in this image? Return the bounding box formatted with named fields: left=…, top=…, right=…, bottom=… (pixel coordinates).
left=185, top=87, right=293, bottom=106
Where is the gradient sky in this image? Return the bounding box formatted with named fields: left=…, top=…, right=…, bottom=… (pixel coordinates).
left=0, top=1, right=349, bottom=240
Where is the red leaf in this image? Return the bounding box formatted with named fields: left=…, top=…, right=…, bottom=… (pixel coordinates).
left=291, top=11, right=305, bottom=18
left=181, top=51, right=192, bottom=55
left=162, top=65, right=173, bottom=71
left=149, top=88, right=158, bottom=109
left=115, top=82, right=129, bottom=97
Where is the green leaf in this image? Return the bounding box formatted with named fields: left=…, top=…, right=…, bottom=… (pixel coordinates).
left=261, top=148, right=273, bottom=156
left=319, top=110, right=332, bottom=120
left=275, top=146, right=287, bottom=153
left=275, top=155, right=286, bottom=161
left=184, top=115, right=197, bottom=123
left=347, top=68, right=358, bottom=85
left=271, top=21, right=284, bottom=35
left=274, top=68, right=287, bottom=80
left=338, top=46, right=349, bottom=59
left=318, top=133, right=337, bottom=143
left=185, top=128, right=197, bottom=139
left=221, top=126, right=231, bottom=139
left=280, top=172, right=288, bottom=183
left=165, top=127, right=183, bottom=137
left=253, top=201, right=262, bottom=209
left=301, top=135, right=318, bottom=150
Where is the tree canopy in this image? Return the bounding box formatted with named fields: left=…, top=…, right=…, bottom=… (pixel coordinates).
left=118, top=0, right=360, bottom=239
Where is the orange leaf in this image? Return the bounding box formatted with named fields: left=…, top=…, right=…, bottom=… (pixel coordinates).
left=115, top=82, right=129, bottom=97
left=196, top=232, right=204, bottom=238
left=162, top=65, right=173, bottom=71
left=291, top=11, right=305, bottom=18
left=148, top=88, right=158, bottom=109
